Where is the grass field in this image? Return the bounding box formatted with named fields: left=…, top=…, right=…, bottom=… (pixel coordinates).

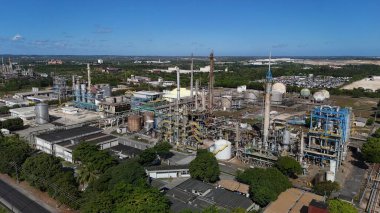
left=330, top=95, right=378, bottom=118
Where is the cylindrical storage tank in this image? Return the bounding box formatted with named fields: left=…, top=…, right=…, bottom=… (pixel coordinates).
left=330, top=160, right=337, bottom=173
left=272, top=83, right=286, bottom=94
left=214, top=139, right=232, bottom=160
left=313, top=92, right=325, bottom=102
left=143, top=111, right=155, bottom=123
left=102, top=86, right=112, bottom=97
left=320, top=89, right=330, bottom=99
left=221, top=96, right=232, bottom=110
left=35, top=103, right=49, bottom=124
left=117, top=127, right=127, bottom=134
left=282, top=130, right=290, bottom=151
left=128, top=115, right=141, bottom=132
left=326, top=171, right=335, bottom=182
left=145, top=120, right=154, bottom=131
left=80, top=84, right=86, bottom=91
left=115, top=96, right=123, bottom=103
left=75, top=84, right=81, bottom=102
left=244, top=92, right=257, bottom=103
left=105, top=97, right=114, bottom=103
left=271, top=91, right=283, bottom=105
left=300, top=88, right=311, bottom=98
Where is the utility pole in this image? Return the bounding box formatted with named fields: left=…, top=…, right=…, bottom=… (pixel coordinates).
left=9, top=161, right=19, bottom=184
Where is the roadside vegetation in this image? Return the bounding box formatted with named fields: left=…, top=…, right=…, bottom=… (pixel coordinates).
left=0, top=135, right=173, bottom=212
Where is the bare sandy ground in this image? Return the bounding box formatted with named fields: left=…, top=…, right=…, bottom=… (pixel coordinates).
left=342, top=78, right=380, bottom=91
left=295, top=59, right=380, bottom=66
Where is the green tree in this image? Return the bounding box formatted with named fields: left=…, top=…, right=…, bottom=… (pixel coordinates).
left=275, top=156, right=302, bottom=177
left=21, top=153, right=80, bottom=209
left=80, top=191, right=114, bottom=213
left=328, top=199, right=357, bottom=213
left=77, top=165, right=98, bottom=189
left=114, top=185, right=170, bottom=213
left=73, top=142, right=117, bottom=174
left=0, top=136, right=31, bottom=175
left=138, top=148, right=158, bottom=166
left=0, top=118, right=24, bottom=131
left=362, top=137, right=380, bottom=163
left=312, top=181, right=340, bottom=197
left=153, top=141, right=173, bottom=159
left=237, top=168, right=291, bottom=206
left=189, top=149, right=220, bottom=183
left=0, top=106, right=10, bottom=114
left=21, top=153, right=63, bottom=191
left=367, top=118, right=375, bottom=126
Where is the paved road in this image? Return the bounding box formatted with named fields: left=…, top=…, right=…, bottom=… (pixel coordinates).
left=338, top=152, right=368, bottom=202
left=0, top=179, right=50, bottom=213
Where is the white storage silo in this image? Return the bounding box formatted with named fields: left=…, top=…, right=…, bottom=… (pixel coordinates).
left=221, top=96, right=232, bottom=110
left=320, top=89, right=330, bottom=99
left=213, top=139, right=232, bottom=160
left=313, top=92, right=325, bottom=102
left=300, top=88, right=311, bottom=98
left=35, top=103, right=49, bottom=124
left=272, top=83, right=286, bottom=94
left=326, top=171, right=335, bottom=182
left=271, top=91, right=283, bottom=105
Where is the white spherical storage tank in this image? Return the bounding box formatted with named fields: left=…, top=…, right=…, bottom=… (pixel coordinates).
left=313, top=92, right=325, bottom=102
left=272, top=83, right=286, bottom=94
left=213, top=139, right=232, bottom=160
left=320, top=89, right=330, bottom=99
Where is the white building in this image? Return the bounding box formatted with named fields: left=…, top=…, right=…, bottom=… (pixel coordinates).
left=163, top=88, right=192, bottom=102
left=35, top=126, right=118, bottom=162
left=145, top=165, right=190, bottom=179
left=9, top=106, right=36, bottom=121
left=97, top=59, right=104, bottom=64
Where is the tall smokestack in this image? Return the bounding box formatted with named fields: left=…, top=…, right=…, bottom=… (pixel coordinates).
left=208, top=50, right=214, bottom=113
left=72, top=75, right=75, bottom=91
left=87, top=63, right=91, bottom=90
left=263, top=53, right=273, bottom=149
left=202, top=88, right=206, bottom=111
left=195, top=79, right=199, bottom=110
left=190, top=53, right=194, bottom=98
left=176, top=67, right=180, bottom=146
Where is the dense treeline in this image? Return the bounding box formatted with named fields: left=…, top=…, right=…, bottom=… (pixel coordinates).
left=0, top=117, right=24, bottom=131
left=0, top=77, right=53, bottom=92
left=237, top=167, right=291, bottom=206
left=0, top=136, right=173, bottom=211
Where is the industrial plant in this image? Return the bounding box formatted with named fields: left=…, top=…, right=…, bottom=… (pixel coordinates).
left=1, top=52, right=373, bottom=213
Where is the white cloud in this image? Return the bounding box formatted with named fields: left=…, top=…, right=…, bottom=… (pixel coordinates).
left=12, top=34, right=23, bottom=41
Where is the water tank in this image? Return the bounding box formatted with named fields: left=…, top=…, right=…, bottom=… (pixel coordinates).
left=313, top=92, right=325, bottom=102
left=102, top=86, right=112, bottom=97
left=272, top=83, right=286, bottom=94
left=105, top=97, right=115, bottom=103
left=326, top=171, right=335, bottom=182
left=35, top=103, right=49, bottom=124
left=244, top=92, right=257, bottom=103
left=221, top=96, right=232, bottom=110
left=116, top=127, right=127, bottom=134
left=300, top=88, right=311, bottom=98
left=320, top=89, right=330, bottom=99
left=144, top=120, right=154, bottom=131
left=330, top=160, right=337, bottom=173
left=143, top=111, right=155, bottom=123
left=214, top=139, right=232, bottom=160
left=271, top=91, right=283, bottom=105
left=115, top=96, right=123, bottom=103
left=128, top=115, right=141, bottom=132
left=80, top=84, right=86, bottom=91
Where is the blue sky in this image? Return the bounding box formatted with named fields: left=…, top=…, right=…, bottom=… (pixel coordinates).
left=0, top=0, right=379, bottom=56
